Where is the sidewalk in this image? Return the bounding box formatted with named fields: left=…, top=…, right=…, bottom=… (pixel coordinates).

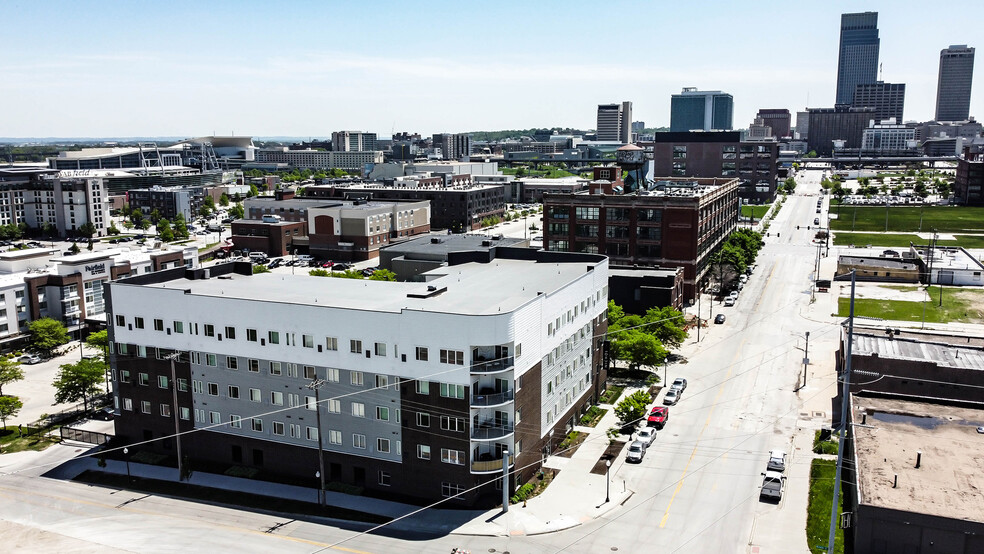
left=45, top=405, right=634, bottom=537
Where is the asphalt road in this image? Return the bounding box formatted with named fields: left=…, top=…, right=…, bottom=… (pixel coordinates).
left=0, top=174, right=844, bottom=553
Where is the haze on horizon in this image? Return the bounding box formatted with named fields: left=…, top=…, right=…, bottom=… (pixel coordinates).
left=1, top=0, right=980, bottom=138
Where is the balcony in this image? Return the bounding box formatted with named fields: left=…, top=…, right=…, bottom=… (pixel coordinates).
left=471, top=456, right=515, bottom=474
left=472, top=422, right=515, bottom=440
left=471, top=390, right=514, bottom=408
left=471, top=356, right=514, bottom=373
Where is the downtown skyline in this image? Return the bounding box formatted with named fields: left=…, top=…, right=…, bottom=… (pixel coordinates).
left=1, top=0, right=981, bottom=138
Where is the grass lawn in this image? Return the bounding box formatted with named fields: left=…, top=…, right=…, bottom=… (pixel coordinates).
left=741, top=204, right=771, bottom=220
left=832, top=232, right=984, bottom=248
left=806, top=459, right=844, bottom=554
left=501, top=167, right=577, bottom=179
left=0, top=428, right=62, bottom=454
left=837, top=286, right=984, bottom=323
left=829, top=205, right=984, bottom=233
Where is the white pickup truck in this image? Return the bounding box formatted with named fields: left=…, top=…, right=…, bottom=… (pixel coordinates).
left=760, top=470, right=786, bottom=501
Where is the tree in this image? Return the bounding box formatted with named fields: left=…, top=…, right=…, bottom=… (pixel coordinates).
left=130, top=210, right=144, bottom=227
left=107, top=222, right=121, bottom=236
left=85, top=330, right=109, bottom=365
left=368, top=269, right=397, bottom=281
left=68, top=242, right=81, bottom=255
left=198, top=204, right=213, bottom=218
left=248, top=184, right=259, bottom=197
left=309, top=268, right=330, bottom=277
left=158, top=219, right=174, bottom=242
left=122, top=220, right=134, bottom=231
left=78, top=221, right=97, bottom=241
left=219, top=193, right=230, bottom=207
left=252, top=264, right=270, bottom=274
left=614, top=390, right=651, bottom=426
left=173, top=213, right=189, bottom=239
left=42, top=222, right=57, bottom=238
left=203, top=196, right=216, bottom=212
left=0, top=395, right=23, bottom=430
left=138, top=219, right=152, bottom=231
left=52, top=358, right=104, bottom=412
left=148, top=209, right=162, bottom=226
left=28, top=317, right=70, bottom=358
left=642, top=306, right=689, bottom=349
left=229, top=204, right=245, bottom=219
left=782, top=177, right=797, bottom=193
left=0, top=357, right=25, bottom=395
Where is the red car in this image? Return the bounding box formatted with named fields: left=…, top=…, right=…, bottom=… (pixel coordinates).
left=647, top=406, right=669, bottom=429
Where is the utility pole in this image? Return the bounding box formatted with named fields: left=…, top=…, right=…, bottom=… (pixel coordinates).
left=802, top=332, right=810, bottom=388
left=163, top=351, right=185, bottom=481
left=307, top=378, right=328, bottom=508
left=828, top=271, right=856, bottom=554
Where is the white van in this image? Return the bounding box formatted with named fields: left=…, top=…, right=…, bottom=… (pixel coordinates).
left=297, top=254, right=314, bottom=263
left=248, top=252, right=267, bottom=263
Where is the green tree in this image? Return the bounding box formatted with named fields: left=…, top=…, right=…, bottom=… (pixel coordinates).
left=52, top=358, right=105, bottom=412
left=0, top=395, right=23, bottom=430
left=107, top=222, right=121, bottom=236
left=0, top=357, right=25, bottom=395
left=309, top=268, right=331, bottom=277
left=229, top=204, right=245, bottom=219
left=252, top=264, right=270, bottom=274
left=84, top=330, right=110, bottom=365
left=138, top=219, right=152, bottom=231
left=68, top=242, right=81, bottom=255
left=219, top=193, right=230, bottom=207
left=130, top=210, right=145, bottom=227
left=203, top=196, right=216, bottom=212
left=122, top=220, right=134, bottom=231
left=368, top=269, right=397, bottom=281
left=28, top=317, right=70, bottom=358
left=782, top=176, right=797, bottom=193
left=148, top=209, right=162, bottom=225
left=642, top=306, right=689, bottom=349
left=248, top=184, right=259, bottom=197
left=614, top=390, right=651, bottom=426
left=157, top=219, right=174, bottom=242
left=173, top=213, right=189, bottom=239
left=78, top=221, right=97, bottom=241
left=198, top=204, right=213, bottom=218
left=42, top=222, right=57, bottom=238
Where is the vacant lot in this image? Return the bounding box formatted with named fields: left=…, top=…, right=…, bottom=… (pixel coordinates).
left=830, top=205, right=984, bottom=233
left=837, top=286, right=984, bottom=323
left=741, top=204, right=771, bottom=220
left=832, top=232, right=984, bottom=249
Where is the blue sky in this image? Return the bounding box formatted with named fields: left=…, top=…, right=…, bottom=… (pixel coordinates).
left=1, top=1, right=980, bottom=138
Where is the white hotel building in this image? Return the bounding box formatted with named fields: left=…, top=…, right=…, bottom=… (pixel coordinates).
left=107, top=247, right=609, bottom=506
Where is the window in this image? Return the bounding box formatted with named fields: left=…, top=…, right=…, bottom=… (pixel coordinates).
left=374, top=342, right=386, bottom=356
left=416, top=381, right=430, bottom=395
left=206, top=354, right=217, bottom=367
left=141, top=401, right=151, bottom=414
left=270, top=391, right=284, bottom=406
left=415, top=347, right=428, bottom=361
left=352, top=402, right=365, bottom=418
left=325, top=337, right=338, bottom=351
left=228, top=385, right=240, bottom=399
left=251, top=418, right=263, bottom=432
left=207, top=382, right=218, bottom=396
left=353, top=433, right=366, bottom=449
left=575, top=207, right=599, bottom=220
left=246, top=328, right=257, bottom=342
left=303, top=334, right=314, bottom=348
left=230, top=414, right=243, bottom=428
left=134, top=317, right=144, bottom=329
left=673, top=145, right=687, bottom=158
left=440, top=383, right=465, bottom=399
left=439, top=349, right=464, bottom=365
left=159, top=404, right=171, bottom=417
left=440, top=416, right=466, bottom=432
left=158, top=375, right=169, bottom=389
left=204, top=324, right=215, bottom=337
left=417, top=445, right=431, bottom=460
left=351, top=371, right=364, bottom=386
left=227, top=356, right=238, bottom=370
left=248, top=359, right=259, bottom=372
left=123, top=398, right=133, bottom=411
left=442, top=482, right=465, bottom=498
left=210, top=411, right=221, bottom=424
left=116, top=315, right=125, bottom=327
left=350, top=339, right=362, bottom=353
left=441, top=448, right=465, bottom=465
left=270, top=361, right=282, bottom=376
left=138, top=372, right=149, bottom=386
left=376, top=406, right=389, bottom=421
left=173, top=321, right=183, bottom=333
left=327, top=367, right=339, bottom=382
left=375, top=375, right=389, bottom=389
left=328, top=430, right=342, bottom=445
left=193, top=380, right=204, bottom=394
left=180, top=407, right=190, bottom=420
left=273, top=421, right=284, bottom=436
left=268, top=331, right=280, bottom=344
left=306, top=426, right=319, bottom=441
left=328, top=399, right=341, bottom=413
left=377, top=438, right=390, bottom=454
left=378, top=471, right=391, bottom=486
left=304, top=365, right=316, bottom=379
left=305, top=396, right=316, bottom=410
left=249, top=388, right=261, bottom=402
left=154, top=319, right=164, bottom=331
left=416, top=412, right=430, bottom=427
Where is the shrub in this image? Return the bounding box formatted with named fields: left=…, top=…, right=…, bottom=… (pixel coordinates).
left=510, top=483, right=535, bottom=504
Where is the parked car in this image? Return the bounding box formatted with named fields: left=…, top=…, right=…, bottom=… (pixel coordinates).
left=767, top=450, right=787, bottom=472
left=814, top=218, right=820, bottom=225
left=670, top=378, right=687, bottom=393
left=636, top=427, right=657, bottom=447
left=19, top=354, right=42, bottom=364
left=647, top=406, right=669, bottom=429
left=729, top=291, right=739, bottom=299
left=95, top=407, right=115, bottom=421
left=663, top=389, right=680, bottom=405
left=760, top=470, right=786, bottom=501
left=625, top=440, right=647, bottom=463
left=724, top=297, right=736, bottom=307
left=715, top=313, right=726, bottom=324
left=332, top=262, right=353, bottom=271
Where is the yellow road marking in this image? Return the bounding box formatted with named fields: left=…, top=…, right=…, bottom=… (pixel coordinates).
left=659, top=342, right=741, bottom=528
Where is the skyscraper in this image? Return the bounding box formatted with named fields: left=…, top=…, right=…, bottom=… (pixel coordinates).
left=596, top=101, right=632, bottom=142
left=669, top=88, right=733, bottom=132
left=852, top=82, right=905, bottom=123
left=936, top=45, right=975, bottom=122
left=836, top=12, right=880, bottom=105
left=756, top=109, right=791, bottom=138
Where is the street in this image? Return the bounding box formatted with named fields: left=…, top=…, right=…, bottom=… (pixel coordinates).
left=0, top=172, right=845, bottom=553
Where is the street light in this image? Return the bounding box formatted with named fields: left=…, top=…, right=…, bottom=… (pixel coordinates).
left=315, top=471, right=321, bottom=504
left=605, top=459, right=612, bottom=503
left=123, top=447, right=132, bottom=484
left=306, top=378, right=327, bottom=508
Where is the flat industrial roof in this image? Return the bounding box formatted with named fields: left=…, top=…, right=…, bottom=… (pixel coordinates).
left=852, top=395, right=984, bottom=522
left=852, top=332, right=984, bottom=371
left=383, top=234, right=525, bottom=256
left=142, top=257, right=601, bottom=315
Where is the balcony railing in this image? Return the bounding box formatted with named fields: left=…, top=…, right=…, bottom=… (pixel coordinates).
left=471, top=356, right=514, bottom=373
left=472, top=422, right=515, bottom=440
left=471, top=456, right=515, bottom=473
left=471, top=390, right=514, bottom=407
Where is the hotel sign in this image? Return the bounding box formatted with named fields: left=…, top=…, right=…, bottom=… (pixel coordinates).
left=83, top=262, right=107, bottom=279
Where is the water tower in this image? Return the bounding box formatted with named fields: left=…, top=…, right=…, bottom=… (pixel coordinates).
left=616, top=144, right=646, bottom=193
